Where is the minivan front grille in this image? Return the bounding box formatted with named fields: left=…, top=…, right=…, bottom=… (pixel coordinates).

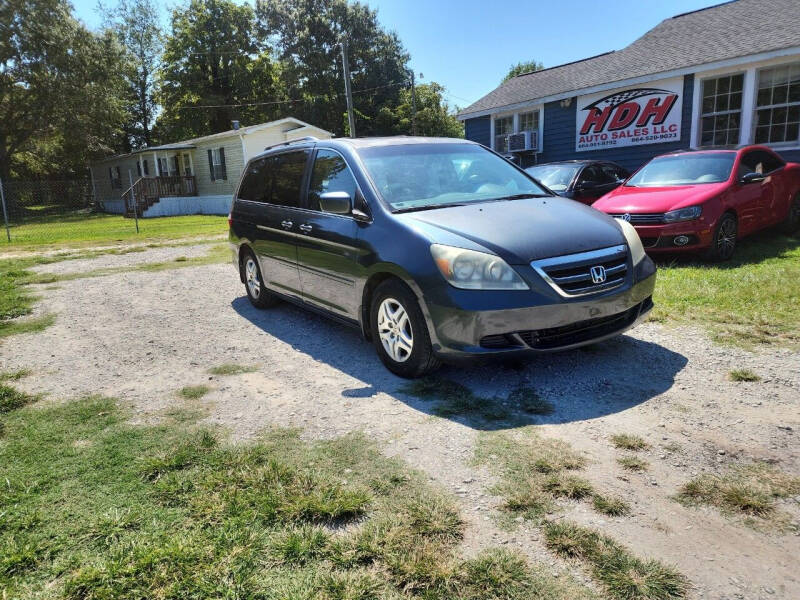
left=609, top=213, right=664, bottom=225
left=531, top=244, right=629, bottom=297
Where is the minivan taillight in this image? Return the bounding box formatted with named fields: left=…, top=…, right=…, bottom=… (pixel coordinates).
left=227, top=212, right=232, bottom=228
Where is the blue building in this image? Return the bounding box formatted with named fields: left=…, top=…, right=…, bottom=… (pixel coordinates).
left=458, top=0, right=800, bottom=172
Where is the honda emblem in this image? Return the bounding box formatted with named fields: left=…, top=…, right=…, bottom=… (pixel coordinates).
left=590, top=265, right=607, bottom=284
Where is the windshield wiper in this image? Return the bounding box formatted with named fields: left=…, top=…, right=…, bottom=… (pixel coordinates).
left=393, top=203, right=467, bottom=214
left=486, top=193, right=551, bottom=201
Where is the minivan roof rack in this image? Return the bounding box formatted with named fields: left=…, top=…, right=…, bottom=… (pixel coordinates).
left=264, top=136, right=318, bottom=151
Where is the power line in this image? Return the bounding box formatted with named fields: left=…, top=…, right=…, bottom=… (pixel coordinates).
left=174, top=79, right=408, bottom=110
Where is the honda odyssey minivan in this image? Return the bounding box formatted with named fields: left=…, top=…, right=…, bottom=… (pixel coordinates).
left=229, top=137, right=656, bottom=378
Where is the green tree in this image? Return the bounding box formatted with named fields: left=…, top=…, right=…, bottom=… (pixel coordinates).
left=256, top=0, right=410, bottom=136
left=101, top=0, right=164, bottom=150
left=156, top=0, right=284, bottom=141
left=502, top=59, right=544, bottom=82
left=0, top=0, right=128, bottom=180
left=376, top=82, right=463, bottom=138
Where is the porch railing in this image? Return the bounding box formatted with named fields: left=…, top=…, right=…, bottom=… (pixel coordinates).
left=121, top=175, right=197, bottom=217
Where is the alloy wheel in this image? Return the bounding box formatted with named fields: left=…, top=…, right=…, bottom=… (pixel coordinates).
left=377, top=297, right=413, bottom=363
left=716, top=219, right=736, bottom=259
left=245, top=257, right=261, bottom=299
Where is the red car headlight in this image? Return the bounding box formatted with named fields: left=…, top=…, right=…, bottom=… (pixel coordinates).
left=663, top=206, right=702, bottom=223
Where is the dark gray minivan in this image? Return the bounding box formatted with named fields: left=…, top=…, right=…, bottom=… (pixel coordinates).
left=229, top=137, right=656, bottom=378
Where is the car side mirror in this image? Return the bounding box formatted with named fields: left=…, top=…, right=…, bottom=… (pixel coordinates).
left=740, top=172, right=765, bottom=184
left=319, top=191, right=352, bottom=215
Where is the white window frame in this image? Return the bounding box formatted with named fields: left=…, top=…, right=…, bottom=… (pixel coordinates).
left=690, top=54, right=800, bottom=151
left=697, top=71, right=745, bottom=147
left=490, top=106, right=543, bottom=153
left=210, top=148, right=225, bottom=181
left=753, top=61, right=800, bottom=147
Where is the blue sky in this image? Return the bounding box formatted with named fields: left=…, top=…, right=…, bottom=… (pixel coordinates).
left=72, top=0, right=720, bottom=109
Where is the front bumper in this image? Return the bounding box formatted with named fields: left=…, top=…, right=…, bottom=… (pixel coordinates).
left=633, top=222, right=713, bottom=253
left=424, top=268, right=656, bottom=361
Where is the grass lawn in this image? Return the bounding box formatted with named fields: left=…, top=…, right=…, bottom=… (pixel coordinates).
left=0, top=393, right=591, bottom=599
left=651, top=231, right=800, bottom=348
left=3, top=212, right=226, bottom=247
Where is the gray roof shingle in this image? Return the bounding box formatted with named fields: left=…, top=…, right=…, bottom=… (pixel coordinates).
left=458, top=0, right=800, bottom=117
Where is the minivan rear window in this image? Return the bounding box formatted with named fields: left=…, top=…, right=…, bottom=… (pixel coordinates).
left=356, top=143, right=548, bottom=211
left=237, top=158, right=271, bottom=203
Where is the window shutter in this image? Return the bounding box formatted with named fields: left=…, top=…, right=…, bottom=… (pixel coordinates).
left=144, top=160, right=149, bottom=175
left=219, top=147, right=227, bottom=180
left=208, top=149, right=215, bottom=181
left=137, top=162, right=141, bottom=177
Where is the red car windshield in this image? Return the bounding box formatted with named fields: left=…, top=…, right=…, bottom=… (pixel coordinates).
left=626, top=154, right=736, bottom=187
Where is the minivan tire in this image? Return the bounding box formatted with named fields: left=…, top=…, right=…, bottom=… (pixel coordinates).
left=705, top=213, right=737, bottom=262
left=241, top=250, right=278, bottom=309
left=370, top=279, right=440, bottom=378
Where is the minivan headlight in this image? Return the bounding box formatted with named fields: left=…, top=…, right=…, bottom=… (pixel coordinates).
left=663, top=205, right=702, bottom=222
left=616, top=219, right=646, bottom=265
left=430, top=244, right=529, bottom=290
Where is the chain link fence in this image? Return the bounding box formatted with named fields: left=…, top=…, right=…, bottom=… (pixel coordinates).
left=0, top=178, right=144, bottom=245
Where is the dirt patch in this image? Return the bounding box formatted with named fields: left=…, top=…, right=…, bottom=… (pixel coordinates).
left=3, top=258, right=799, bottom=599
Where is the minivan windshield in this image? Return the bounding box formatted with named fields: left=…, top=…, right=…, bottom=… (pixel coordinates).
left=626, top=153, right=736, bottom=187
left=356, top=143, right=549, bottom=211
left=525, top=164, right=582, bottom=192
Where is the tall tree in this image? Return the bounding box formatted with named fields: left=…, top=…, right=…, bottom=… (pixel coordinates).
left=502, top=59, right=544, bottom=82
left=101, top=0, right=163, bottom=149
left=375, top=82, right=463, bottom=138
left=256, top=0, right=410, bottom=136
left=156, top=0, right=284, bottom=141
left=0, top=0, right=128, bottom=180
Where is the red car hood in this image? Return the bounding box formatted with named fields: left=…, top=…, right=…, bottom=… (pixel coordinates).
left=592, top=182, right=728, bottom=213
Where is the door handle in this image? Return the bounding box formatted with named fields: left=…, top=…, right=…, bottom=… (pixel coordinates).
left=281, top=220, right=293, bottom=230
left=299, top=223, right=313, bottom=234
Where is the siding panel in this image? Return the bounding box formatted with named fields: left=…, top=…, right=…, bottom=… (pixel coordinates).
left=464, top=116, right=491, bottom=147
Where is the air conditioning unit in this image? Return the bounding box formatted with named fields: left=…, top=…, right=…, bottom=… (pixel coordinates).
left=506, top=131, right=538, bottom=152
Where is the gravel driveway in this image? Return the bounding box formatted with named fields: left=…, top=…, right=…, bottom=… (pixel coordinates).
left=4, top=246, right=799, bottom=600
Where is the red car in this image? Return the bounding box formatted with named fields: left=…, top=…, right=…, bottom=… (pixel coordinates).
left=592, top=146, right=800, bottom=260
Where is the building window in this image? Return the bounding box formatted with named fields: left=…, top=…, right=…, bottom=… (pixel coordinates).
left=494, top=116, right=513, bottom=152
left=754, top=62, right=800, bottom=145
left=143, top=159, right=149, bottom=176
left=208, top=147, right=227, bottom=181
left=183, top=155, right=192, bottom=176
left=699, top=73, right=743, bottom=146
left=519, top=110, right=539, bottom=133
left=109, top=166, right=122, bottom=189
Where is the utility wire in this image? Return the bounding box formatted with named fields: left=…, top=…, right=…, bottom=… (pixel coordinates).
left=174, top=79, right=409, bottom=109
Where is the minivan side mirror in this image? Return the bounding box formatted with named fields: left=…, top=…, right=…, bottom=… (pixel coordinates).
left=740, top=172, right=765, bottom=184
left=319, top=191, right=352, bottom=215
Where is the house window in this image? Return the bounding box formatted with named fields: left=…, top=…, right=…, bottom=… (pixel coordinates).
left=183, top=155, right=192, bottom=176
left=754, top=62, right=800, bottom=145
left=519, top=110, right=539, bottom=133
left=142, top=159, right=149, bottom=176
left=158, top=157, right=170, bottom=176
left=699, top=73, right=743, bottom=146
left=494, top=116, right=513, bottom=152
left=109, top=166, right=122, bottom=189
left=208, top=147, right=227, bottom=181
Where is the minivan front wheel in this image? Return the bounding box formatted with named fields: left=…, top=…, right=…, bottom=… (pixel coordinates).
left=370, top=279, right=440, bottom=378
left=242, top=251, right=278, bottom=308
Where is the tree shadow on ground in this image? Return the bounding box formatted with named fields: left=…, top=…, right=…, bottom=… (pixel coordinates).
left=233, top=296, right=687, bottom=431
